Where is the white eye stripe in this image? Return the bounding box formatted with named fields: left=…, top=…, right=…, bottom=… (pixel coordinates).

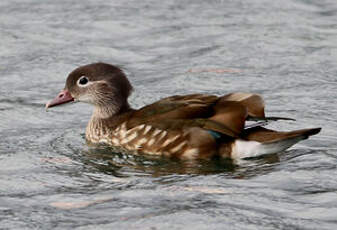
left=76, top=77, right=108, bottom=88
left=77, top=76, right=93, bottom=87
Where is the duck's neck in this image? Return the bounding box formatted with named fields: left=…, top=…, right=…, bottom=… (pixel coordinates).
left=86, top=102, right=134, bottom=141
left=92, top=102, right=132, bottom=119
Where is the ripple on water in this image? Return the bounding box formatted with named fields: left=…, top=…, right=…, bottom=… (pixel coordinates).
left=1, top=0, right=337, bottom=229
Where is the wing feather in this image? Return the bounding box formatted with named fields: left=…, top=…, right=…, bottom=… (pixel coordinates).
left=221, top=92, right=265, bottom=118
left=126, top=93, right=267, bottom=137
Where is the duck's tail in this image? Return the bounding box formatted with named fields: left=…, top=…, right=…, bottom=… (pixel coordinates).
left=230, top=127, right=321, bottom=159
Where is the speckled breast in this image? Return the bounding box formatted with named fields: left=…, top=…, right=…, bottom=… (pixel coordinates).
left=86, top=122, right=200, bottom=158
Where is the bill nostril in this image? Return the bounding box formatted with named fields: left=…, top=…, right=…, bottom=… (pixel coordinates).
left=59, top=93, right=64, bottom=98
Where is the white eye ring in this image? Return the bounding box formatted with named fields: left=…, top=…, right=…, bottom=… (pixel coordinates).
left=77, top=76, right=89, bottom=87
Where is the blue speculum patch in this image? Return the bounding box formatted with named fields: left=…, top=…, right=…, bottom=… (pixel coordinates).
left=207, top=130, right=223, bottom=142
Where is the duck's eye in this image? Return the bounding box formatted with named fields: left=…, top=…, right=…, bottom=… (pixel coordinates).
left=78, top=76, right=89, bottom=85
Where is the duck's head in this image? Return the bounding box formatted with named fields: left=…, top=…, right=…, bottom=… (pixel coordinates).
left=46, top=63, right=133, bottom=117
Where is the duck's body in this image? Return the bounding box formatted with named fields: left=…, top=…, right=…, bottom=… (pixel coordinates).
left=46, top=63, right=321, bottom=159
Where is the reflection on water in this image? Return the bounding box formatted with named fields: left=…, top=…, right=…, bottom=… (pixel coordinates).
left=1, top=0, right=336, bottom=229
left=83, top=146, right=236, bottom=176
left=82, top=145, right=284, bottom=177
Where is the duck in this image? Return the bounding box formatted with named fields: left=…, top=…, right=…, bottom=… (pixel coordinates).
left=46, top=62, right=321, bottom=159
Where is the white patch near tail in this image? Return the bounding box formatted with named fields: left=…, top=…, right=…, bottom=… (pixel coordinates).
left=231, top=136, right=305, bottom=159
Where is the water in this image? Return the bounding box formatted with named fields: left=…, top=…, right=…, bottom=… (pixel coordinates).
left=1, top=0, right=337, bottom=229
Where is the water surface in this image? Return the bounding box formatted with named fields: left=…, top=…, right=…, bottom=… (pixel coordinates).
left=1, top=0, right=336, bottom=229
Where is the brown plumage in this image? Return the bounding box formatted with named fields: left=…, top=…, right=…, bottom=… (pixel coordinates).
left=46, top=63, right=321, bottom=159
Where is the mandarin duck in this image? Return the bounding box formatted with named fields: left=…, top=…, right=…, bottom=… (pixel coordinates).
left=46, top=63, right=321, bottom=159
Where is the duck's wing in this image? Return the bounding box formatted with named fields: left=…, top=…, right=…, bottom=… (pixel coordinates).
left=130, top=94, right=218, bottom=122
left=127, top=94, right=251, bottom=137
left=220, top=92, right=265, bottom=118
left=222, top=92, right=295, bottom=121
